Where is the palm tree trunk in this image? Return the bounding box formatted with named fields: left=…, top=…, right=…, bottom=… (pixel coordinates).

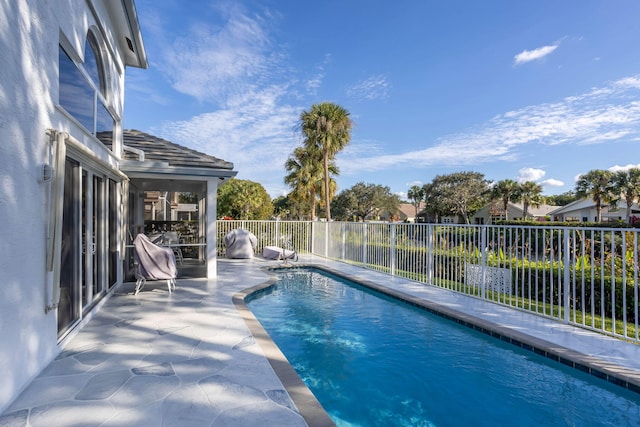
left=310, top=188, right=316, bottom=221
left=323, top=150, right=331, bottom=220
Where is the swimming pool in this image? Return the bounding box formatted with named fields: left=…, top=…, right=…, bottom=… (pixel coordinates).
left=246, top=267, right=640, bottom=427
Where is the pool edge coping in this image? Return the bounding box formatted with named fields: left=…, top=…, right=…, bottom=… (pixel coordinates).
left=232, top=270, right=336, bottom=427
left=234, top=262, right=640, bottom=427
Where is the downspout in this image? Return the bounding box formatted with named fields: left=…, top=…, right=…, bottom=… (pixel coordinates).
left=45, top=129, right=67, bottom=312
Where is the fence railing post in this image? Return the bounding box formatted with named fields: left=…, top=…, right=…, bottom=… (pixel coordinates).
left=481, top=225, right=487, bottom=299
left=324, top=221, right=329, bottom=258
left=563, top=228, right=571, bottom=324
left=390, top=223, right=396, bottom=276
left=426, top=224, right=434, bottom=285
left=363, top=223, right=368, bottom=267
left=341, top=222, right=346, bottom=261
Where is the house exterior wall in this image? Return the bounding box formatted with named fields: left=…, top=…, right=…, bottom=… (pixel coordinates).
left=0, top=1, right=132, bottom=412
left=472, top=204, right=523, bottom=224
left=550, top=199, right=637, bottom=222
left=554, top=207, right=595, bottom=222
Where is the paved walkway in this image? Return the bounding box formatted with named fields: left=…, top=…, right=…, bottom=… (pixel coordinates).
left=0, top=258, right=319, bottom=427
left=2, top=256, right=640, bottom=427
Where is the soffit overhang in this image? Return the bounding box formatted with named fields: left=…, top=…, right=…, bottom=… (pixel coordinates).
left=101, top=0, right=148, bottom=69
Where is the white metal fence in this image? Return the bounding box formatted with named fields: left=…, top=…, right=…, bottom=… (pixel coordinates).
left=217, top=220, right=311, bottom=257
left=218, top=220, right=640, bottom=343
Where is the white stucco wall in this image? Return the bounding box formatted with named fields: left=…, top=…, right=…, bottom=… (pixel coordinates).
left=0, top=1, right=129, bottom=412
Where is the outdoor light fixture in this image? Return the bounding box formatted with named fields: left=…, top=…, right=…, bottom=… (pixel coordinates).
left=39, top=163, right=55, bottom=183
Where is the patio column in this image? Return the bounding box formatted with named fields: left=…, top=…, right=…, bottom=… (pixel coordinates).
left=206, top=177, right=219, bottom=278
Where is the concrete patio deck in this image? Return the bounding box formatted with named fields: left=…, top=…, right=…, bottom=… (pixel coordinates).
left=2, top=255, right=640, bottom=426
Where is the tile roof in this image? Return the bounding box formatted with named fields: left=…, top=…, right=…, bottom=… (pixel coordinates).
left=398, top=202, right=425, bottom=218
left=98, top=129, right=234, bottom=170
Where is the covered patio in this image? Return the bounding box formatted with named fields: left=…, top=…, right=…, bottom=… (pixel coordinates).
left=101, top=129, right=238, bottom=280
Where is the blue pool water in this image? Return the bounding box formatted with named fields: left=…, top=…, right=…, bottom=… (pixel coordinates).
left=246, top=268, right=640, bottom=427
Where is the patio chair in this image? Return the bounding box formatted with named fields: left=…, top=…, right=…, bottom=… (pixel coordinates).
left=132, top=233, right=177, bottom=295
left=163, top=231, right=184, bottom=265
left=263, top=246, right=298, bottom=262
left=262, top=236, right=298, bottom=264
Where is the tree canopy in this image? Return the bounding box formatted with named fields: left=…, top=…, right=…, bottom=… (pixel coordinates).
left=575, top=169, right=615, bottom=222
left=544, top=191, right=577, bottom=207
left=610, top=168, right=640, bottom=223
left=429, top=171, right=490, bottom=224
left=217, top=178, right=273, bottom=220
left=331, top=182, right=401, bottom=221
left=490, top=179, right=521, bottom=220
left=519, top=181, right=543, bottom=219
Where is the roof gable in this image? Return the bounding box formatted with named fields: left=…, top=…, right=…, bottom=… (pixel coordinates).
left=398, top=203, right=424, bottom=218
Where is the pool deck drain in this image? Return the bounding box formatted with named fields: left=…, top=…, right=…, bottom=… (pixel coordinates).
left=2, top=255, right=640, bottom=426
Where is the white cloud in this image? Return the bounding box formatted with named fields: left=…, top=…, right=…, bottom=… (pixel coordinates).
left=341, top=74, right=640, bottom=174
left=161, top=8, right=278, bottom=105
left=305, top=73, right=324, bottom=94
left=516, top=167, right=546, bottom=183
left=514, top=43, right=559, bottom=65
left=540, top=178, right=564, bottom=187
left=347, top=75, right=391, bottom=101
left=154, top=85, right=303, bottom=196
left=609, top=163, right=640, bottom=172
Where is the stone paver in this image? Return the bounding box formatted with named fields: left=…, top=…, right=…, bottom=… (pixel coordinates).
left=0, top=258, right=309, bottom=427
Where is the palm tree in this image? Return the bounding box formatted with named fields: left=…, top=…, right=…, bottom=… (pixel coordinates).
left=519, top=181, right=543, bottom=219
left=300, top=102, right=352, bottom=220
left=490, top=179, right=521, bottom=220
left=284, top=145, right=324, bottom=220
left=611, top=168, right=640, bottom=223
left=575, top=169, right=615, bottom=222
left=319, top=173, right=338, bottom=219
left=407, top=185, right=425, bottom=217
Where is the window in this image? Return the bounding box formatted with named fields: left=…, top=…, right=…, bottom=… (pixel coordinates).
left=58, top=31, right=114, bottom=141
left=59, top=47, right=94, bottom=131
left=83, top=32, right=105, bottom=95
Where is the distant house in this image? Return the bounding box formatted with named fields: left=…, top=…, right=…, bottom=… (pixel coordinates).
left=472, top=202, right=558, bottom=225
left=549, top=198, right=640, bottom=223
left=396, top=202, right=426, bottom=223
left=415, top=209, right=460, bottom=224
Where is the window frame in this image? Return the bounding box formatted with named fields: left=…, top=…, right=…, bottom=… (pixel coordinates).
left=58, top=30, right=115, bottom=141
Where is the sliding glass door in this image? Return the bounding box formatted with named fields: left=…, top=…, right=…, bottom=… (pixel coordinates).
left=58, top=159, right=80, bottom=336
left=58, top=157, right=118, bottom=338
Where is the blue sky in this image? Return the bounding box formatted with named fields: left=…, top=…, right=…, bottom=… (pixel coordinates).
left=124, top=0, right=640, bottom=199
